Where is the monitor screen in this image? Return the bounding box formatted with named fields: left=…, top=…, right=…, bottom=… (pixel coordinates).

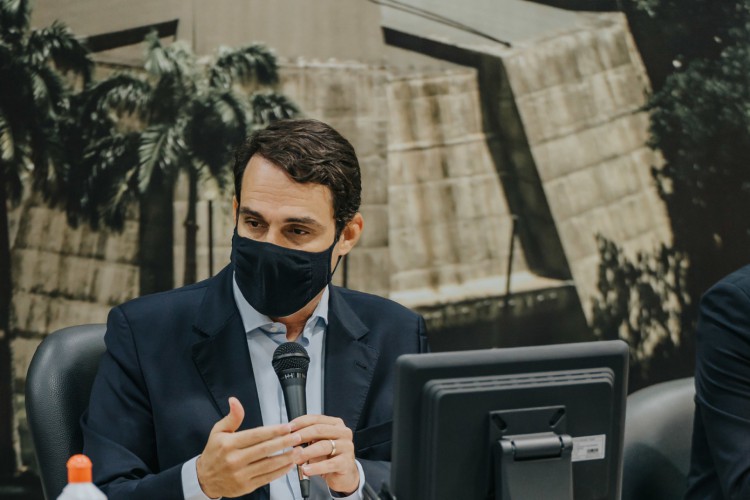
left=391, top=340, right=628, bottom=500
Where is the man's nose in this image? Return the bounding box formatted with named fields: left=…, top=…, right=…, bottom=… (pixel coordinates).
left=264, top=228, right=284, bottom=247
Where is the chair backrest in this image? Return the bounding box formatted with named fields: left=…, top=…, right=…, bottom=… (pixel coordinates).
left=25, top=324, right=107, bottom=500
left=621, top=377, right=695, bottom=500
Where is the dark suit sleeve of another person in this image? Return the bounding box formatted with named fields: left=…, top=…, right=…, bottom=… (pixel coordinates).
left=689, top=272, right=750, bottom=500
left=81, top=305, right=183, bottom=499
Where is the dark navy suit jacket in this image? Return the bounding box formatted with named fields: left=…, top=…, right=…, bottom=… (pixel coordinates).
left=82, top=264, right=428, bottom=499
left=686, top=264, right=750, bottom=500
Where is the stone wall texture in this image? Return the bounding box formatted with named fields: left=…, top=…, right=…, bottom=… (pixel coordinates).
left=500, top=14, right=671, bottom=312
left=8, top=197, right=139, bottom=469
left=386, top=69, right=529, bottom=308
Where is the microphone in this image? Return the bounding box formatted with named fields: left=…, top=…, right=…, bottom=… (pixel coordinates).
left=272, top=342, right=310, bottom=498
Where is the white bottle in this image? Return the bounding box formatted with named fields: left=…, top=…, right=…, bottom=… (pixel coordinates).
left=57, top=454, right=107, bottom=499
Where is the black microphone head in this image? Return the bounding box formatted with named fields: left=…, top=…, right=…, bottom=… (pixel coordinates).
left=272, top=342, right=310, bottom=376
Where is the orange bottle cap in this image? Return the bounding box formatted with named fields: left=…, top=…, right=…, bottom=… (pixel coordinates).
left=66, top=454, right=93, bottom=483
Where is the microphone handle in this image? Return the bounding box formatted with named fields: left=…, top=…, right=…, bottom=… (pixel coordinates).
left=279, top=373, right=310, bottom=498
left=281, top=375, right=307, bottom=419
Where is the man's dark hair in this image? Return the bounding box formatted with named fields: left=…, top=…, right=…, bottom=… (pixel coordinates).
left=233, top=119, right=361, bottom=233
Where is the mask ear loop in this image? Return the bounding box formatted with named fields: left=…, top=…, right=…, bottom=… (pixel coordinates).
left=331, top=255, right=343, bottom=277
left=330, top=223, right=345, bottom=277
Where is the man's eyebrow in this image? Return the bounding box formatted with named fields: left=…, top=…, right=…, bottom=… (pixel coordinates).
left=238, top=207, right=266, bottom=221
left=238, top=207, right=324, bottom=228
left=285, top=216, right=324, bottom=228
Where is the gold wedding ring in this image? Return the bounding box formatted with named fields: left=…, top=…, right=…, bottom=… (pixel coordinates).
left=328, top=439, right=337, bottom=458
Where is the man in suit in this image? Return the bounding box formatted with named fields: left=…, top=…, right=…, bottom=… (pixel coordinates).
left=686, top=264, right=750, bottom=499
left=82, top=119, right=429, bottom=499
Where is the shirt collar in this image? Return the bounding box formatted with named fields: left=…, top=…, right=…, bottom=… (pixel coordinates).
left=232, top=273, right=329, bottom=335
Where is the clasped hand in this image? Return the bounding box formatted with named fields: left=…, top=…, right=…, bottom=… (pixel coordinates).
left=197, top=397, right=359, bottom=498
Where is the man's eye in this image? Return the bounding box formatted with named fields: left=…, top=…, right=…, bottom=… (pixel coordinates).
left=291, top=228, right=309, bottom=236
left=248, top=220, right=261, bottom=228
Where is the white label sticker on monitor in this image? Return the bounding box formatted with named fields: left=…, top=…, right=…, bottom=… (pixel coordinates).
left=571, top=435, right=606, bottom=462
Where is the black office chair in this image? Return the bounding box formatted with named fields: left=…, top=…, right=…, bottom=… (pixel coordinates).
left=25, top=324, right=107, bottom=500
left=621, top=376, right=695, bottom=500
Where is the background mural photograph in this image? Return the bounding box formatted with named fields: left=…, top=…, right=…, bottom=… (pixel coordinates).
left=1, top=0, right=747, bottom=496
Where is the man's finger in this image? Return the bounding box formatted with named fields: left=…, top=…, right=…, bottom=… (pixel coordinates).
left=291, top=414, right=344, bottom=429
left=301, top=455, right=349, bottom=477
left=231, top=423, right=296, bottom=449
left=294, top=423, right=351, bottom=445
left=293, top=439, right=341, bottom=464
left=245, top=462, right=297, bottom=493
left=212, top=397, right=245, bottom=434
left=242, top=450, right=297, bottom=478
left=233, top=430, right=302, bottom=463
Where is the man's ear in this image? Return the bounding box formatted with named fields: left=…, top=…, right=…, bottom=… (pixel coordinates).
left=338, top=213, right=364, bottom=256
left=232, top=196, right=238, bottom=225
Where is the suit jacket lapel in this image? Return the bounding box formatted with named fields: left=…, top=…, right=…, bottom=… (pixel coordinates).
left=191, top=266, right=263, bottom=431
left=324, top=286, right=379, bottom=432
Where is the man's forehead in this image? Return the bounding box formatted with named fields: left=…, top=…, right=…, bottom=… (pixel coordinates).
left=239, top=156, right=335, bottom=220
left=243, top=155, right=329, bottom=193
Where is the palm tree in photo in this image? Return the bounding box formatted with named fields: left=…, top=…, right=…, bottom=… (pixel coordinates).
left=66, top=33, right=298, bottom=292
left=0, top=0, right=91, bottom=477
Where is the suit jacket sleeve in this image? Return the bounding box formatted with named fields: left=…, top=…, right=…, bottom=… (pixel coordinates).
left=359, top=314, right=429, bottom=492
left=694, top=280, right=750, bottom=499
left=82, top=306, right=184, bottom=499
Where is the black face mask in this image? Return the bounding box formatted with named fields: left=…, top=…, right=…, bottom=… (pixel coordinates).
left=231, top=227, right=340, bottom=317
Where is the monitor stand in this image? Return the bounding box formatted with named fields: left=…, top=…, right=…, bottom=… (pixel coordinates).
left=490, top=407, right=574, bottom=500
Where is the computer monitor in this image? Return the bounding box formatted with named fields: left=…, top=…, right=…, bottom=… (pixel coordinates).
left=391, top=340, right=628, bottom=500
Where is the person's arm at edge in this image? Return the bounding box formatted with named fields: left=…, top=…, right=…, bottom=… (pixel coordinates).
left=694, top=280, right=750, bottom=499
